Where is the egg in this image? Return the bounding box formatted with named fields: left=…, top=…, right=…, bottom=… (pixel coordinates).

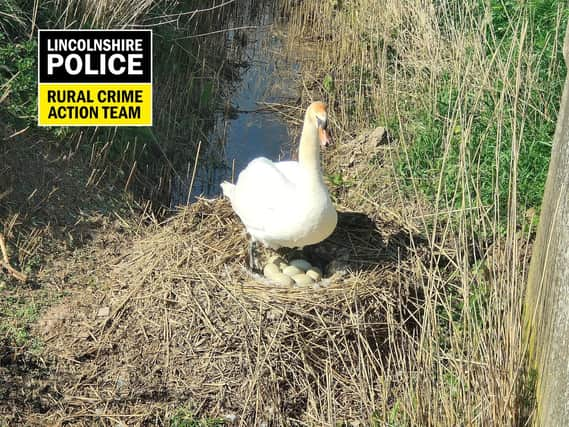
left=269, top=255, right=287, bottom=269
left=306, top=266, right=322, bottom=281
left=263, top=263, right=281, bottom=278
left=282, top=265, right=303, bottom=276
left=271, top=273, right=294, bottom=286
left=289, top=259, right=312, bottom=272
left=292, top=273, right=314, bottom=285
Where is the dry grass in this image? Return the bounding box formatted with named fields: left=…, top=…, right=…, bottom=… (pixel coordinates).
left=7, top=115, right=527, bottom=425
left=2, top=0, right=562, bottom=425
left=276, top=0, right=558, bottom=424
left=29, top=186, right=427, bottom=424
left=51, top=0, right=160, bottom=28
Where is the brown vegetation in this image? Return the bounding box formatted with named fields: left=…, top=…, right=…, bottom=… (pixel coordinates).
left=2, top=0, right=563, bottom=424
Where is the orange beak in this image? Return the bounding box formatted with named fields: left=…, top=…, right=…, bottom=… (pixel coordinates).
left=319, top=127, right=331, bottom=148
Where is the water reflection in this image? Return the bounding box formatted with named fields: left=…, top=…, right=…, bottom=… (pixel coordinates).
left=171, top=8, right=300, bottom=206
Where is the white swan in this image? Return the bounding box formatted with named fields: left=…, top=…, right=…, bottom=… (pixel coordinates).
left=221, top=102, right=337, bottom=267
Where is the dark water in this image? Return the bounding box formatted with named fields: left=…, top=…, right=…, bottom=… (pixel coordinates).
left=170, top=12, right=300, bottom=206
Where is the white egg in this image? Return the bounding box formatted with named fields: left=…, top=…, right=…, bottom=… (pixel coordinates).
left=271, top=273, right=294, bottom=286
left=292, top=273, right=314, bottom=285
left=269, top=255, right=287, bottom=270
left=282, top=265, right=303, bottom=276
left=306, top=266, right=322, bottom=281
left=263, top=263, right=281, bottom=278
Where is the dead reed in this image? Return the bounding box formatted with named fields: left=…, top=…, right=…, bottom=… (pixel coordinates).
left=277, top=0, right=561, bottom=424
left=37, top=189, right=428, bottom=425
left=3, top=0, right=564, bottom=424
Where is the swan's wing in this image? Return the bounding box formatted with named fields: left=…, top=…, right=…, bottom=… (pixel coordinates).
left=231, top=158, right=296, bottom=233
left=273, top=161, right=303, bottom=186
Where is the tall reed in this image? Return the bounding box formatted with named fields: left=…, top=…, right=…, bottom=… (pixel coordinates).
left=283, top=0, right=567, bottom=423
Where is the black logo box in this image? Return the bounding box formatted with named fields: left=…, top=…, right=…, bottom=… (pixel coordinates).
left=39, top=30, right=151, bottom=84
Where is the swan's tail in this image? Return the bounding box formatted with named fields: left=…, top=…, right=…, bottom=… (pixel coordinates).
left=220, top=181, right=236, bottom=201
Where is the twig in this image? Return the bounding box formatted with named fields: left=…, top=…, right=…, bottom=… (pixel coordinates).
left=174, top=25, right=263, bottom=40
left=186, top=140, right=202, bottom=205
left=124, top=160, right=137, bottom=191
left=0, top=234, right=8, bottom=265
left=0, top=233, right=27, bottom=282
left=8, top=126, right=30, bottom=139
left=143, top=0, right=235, bottom=22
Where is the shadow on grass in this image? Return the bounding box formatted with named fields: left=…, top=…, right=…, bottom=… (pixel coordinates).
left=304, top=210, right=428, bottom=274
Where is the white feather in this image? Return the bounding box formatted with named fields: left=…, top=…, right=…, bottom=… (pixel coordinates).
left=221, top=103, right=337, bottom=249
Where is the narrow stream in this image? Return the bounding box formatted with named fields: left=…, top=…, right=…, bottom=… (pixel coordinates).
left=170, top=9, right=301, bottom=206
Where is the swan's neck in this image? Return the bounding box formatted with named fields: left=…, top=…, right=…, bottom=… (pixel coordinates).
left=298, top=121, right=322, bottom=181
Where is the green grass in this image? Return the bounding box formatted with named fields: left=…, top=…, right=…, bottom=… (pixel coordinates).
left=169, top=408, right=226, bottom=427
left=399, top=79, right=553, bottom=214
left=0, top=291, right=60, bottom=353
left=398, top=0, right=568, bottom=221
left=0, top=33, right=37, bottom=124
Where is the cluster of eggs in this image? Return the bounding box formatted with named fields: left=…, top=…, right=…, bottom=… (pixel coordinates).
left=263, top=256, right=323, bottom=286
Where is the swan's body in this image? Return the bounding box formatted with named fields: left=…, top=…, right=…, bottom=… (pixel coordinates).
left=221, top=158, right=336, bottom=249
left=221, top=102, right=337, bottom=255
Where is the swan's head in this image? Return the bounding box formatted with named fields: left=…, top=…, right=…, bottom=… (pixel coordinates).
left=307, top=101, right=331, bottom=148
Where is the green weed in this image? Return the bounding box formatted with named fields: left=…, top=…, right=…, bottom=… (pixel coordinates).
left=0, top=34, right=37, bottom=123
left=0, top=294, right=48, bottom=353
left=169, top=408, right=226, bottom=427
left=399, top=0, right=567, bottom=221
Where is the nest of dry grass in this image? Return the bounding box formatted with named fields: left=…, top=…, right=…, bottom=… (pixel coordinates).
left=34, top=187, right=427, bottom=424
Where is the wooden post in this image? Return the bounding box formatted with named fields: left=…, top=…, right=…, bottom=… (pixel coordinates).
left=524, top=21, right=569, bottom=426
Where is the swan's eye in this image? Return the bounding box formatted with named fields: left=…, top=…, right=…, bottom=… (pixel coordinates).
left=316, top=116, right=327, bottom=130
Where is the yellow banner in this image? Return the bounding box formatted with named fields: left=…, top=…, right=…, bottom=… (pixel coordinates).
left=38, top=83, right=152, bottom=126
